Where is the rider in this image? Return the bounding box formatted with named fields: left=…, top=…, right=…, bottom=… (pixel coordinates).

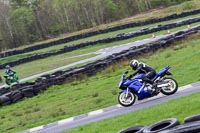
left=129, top=59, right=157, bottom=88
left=5, top=65, right=16, bottom=80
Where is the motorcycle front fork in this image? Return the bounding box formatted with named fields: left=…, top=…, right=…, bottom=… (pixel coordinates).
left=125, top=88, right=129, bottom=97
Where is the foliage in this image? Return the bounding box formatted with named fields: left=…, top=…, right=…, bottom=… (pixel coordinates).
left=9, top=7, right=35, bottom=47
left=0, top=0, right=197, bottom=50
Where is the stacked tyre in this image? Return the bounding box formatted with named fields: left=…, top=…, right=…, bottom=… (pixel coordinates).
left=118, top=114, right=200, bottom=133
left=0, top=83, right=47, bottom=106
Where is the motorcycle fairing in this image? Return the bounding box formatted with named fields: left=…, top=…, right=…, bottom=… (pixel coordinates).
left=153, top=66, right=171, bottom=80
left=128, top=81, right=152, bottom=100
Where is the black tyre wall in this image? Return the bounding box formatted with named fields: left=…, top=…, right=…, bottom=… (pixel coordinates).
left=142, top=118, right=180, bottom=133
left=184, top=114, right=200, bottom=123
left=159, top=121, right=200, bottom=133
left=10, top=90, right=23, bottom=103
left=21, top=88, right=35, bottom=98
left=0, top=95, right=11, bottom=105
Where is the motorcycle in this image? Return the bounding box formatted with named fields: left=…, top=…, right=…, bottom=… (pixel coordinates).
left=118, top=66, right=178, bottom=107
left=4, top=72, right=19, bottom=85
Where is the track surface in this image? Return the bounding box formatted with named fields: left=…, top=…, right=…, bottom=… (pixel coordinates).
left=20, top=82, right=200, bottom=133
left=1, top=24, right=199, bottom=88
left=0, top=34, right=165, bottom=88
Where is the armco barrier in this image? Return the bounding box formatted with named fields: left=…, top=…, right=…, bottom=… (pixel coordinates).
left=1, top=9, right=200, bottom=58
left=0, top=25, right=199, bottom=106
left=1, top=17, right=200, bottom=69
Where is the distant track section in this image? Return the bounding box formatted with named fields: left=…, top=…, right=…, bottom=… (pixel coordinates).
left=0, top=8, right=200, bottom=58
left=0, top=25, right=199, bottom=107
left=0, top=16, right=200, bottom=69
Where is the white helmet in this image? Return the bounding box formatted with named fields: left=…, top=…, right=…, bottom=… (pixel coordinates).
left=5, top=65, right=10, bottom=69
left=130, top=59, right=139, bottom=70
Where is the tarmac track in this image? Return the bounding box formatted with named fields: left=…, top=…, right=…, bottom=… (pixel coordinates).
left=19, top=82, right=200, bottom=133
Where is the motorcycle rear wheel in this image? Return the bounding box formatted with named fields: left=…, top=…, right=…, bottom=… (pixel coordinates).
left=160, top=77, right=178, bottom=95
left=118, top=91, right=136, bottom=107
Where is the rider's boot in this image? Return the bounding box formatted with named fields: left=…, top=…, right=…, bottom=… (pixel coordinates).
left=152, top=82, right=160, bottom=95
left=143, top=78, right=158, bottom=93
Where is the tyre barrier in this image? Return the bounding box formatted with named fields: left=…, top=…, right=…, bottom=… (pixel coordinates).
left=0, top=83, right=49, bottom=106
left=159, top=121, right=200, bottom=133
left=10, top=90, right=23, bottom=103
left=142, top=118, right=180, bottom=133
left=1, top=8, right=200, bottom=59
left=1, top=16, right=200, bottom=69
left=184, top=114, right=200, bottom=123
left=0, top=95, right=11, bottom=106
left=21, top=87, right=35, bottom=98
left=119, top=115, right=200, bottom=133
left=0, top=26, right=200, bottom=106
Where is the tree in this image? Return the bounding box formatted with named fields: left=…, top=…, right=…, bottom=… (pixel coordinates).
left=0, top=0, right=192, bottom=50
left=0, top=0, right=14, bottom=49
left=9, top=7, right=36, bottom=47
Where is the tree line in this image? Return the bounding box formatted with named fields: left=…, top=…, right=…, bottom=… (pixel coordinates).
left=0, top=0, right=191, bottom=51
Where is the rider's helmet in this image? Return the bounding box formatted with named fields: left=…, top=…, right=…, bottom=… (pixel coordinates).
left=5, top=65, right=10, bottom=69
left=130, top=59, right=139, bottom=70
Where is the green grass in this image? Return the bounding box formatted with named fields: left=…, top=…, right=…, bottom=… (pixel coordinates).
left=0, top=33, right=199, bottom=133
left=64, top=92, right=200, bottom=133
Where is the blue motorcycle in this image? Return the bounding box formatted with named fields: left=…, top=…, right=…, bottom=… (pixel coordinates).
left=118, top=66, right=178, bottom=107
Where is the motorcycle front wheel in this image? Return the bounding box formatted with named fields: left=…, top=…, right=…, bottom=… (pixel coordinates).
left=118, top=91, right=136, bottom=107
left=160, top=77, right=178, bottom=95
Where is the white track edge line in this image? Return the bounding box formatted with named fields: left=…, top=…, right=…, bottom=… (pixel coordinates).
left=88, top=109, right=104, bottom=116
left=58, top=117, right=74, bottom=125
left=29, top=126, right=44, bottom=132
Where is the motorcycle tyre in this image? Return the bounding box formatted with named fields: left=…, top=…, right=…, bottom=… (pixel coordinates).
left=184, top=114, right=200, bottom=123
left=118, top=125, right=145, bottom=133
left=142, top=118, right=180, bottom=133
left=118, top=92, right=136, bottom=107
left=160, top=77, right=178, bottom=95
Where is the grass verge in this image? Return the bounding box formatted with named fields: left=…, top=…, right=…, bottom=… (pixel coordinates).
left=1, top=22, right=200, bottom=81
left=0, top=33, right=199, bottom=133
left=64, top=92, right=200, bottom=133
